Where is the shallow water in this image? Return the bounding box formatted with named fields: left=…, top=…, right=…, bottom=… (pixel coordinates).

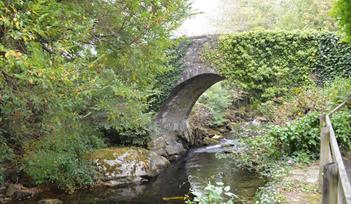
left=19, top=139, right=265, bottom=204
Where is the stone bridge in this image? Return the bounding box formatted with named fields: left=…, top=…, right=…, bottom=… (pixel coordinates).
left=150, top=35, right=224, bottom=160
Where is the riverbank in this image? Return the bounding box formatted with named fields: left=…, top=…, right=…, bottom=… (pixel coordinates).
left=3, top=136, right=265, bottom=204
left=0, top=115, right=229, bottom=204
left=256, top=163, right=321, bottom=204
left=214, top=119, right=324, bottom=204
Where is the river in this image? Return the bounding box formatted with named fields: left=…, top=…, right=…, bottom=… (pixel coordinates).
left=21, top=139, right=265, bottom=204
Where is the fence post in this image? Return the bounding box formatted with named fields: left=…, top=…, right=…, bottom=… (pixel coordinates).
left=323, top=162, right=339, bottom=204
left=320, top=113, right=331, bottom=191
left=338, top=181, right=346, bottom=204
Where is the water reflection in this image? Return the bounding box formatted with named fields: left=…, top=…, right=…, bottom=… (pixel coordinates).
left=20, top=139, right=264, bottom=204
left=185, top=140, right=264, bottom=202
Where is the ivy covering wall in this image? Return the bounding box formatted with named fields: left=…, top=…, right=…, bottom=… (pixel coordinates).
left=316, top=33, right=351, bottom=81
left=149, top=39, right=190, bottom=111
left=207, top=31, right=351, bottom=101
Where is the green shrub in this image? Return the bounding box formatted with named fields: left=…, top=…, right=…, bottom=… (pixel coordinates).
left=24, top=122, right=104, bottom=191
left=270, top=113, right=320, bottom=158
left=270, top=110, right=351, bottom=158
left=186, top=182, right=236, bottom=204
left=0, top=137, right=13, bottom=184
left=325, top=77, right=351, bottom=105
left=103, top=126, right=153, bottom=147
left=259, top=84, right=328, bottom=124
left=331, top=110, right=351, bottom=150
left=331, top=0, right=351, bottom=43
left=229, top=109, right=351, bottom=177
left=258, top=77, right=351, bottom=125
left=228, top=128, right=281, bottom=175
left=197, top=82, right=233, bottom=126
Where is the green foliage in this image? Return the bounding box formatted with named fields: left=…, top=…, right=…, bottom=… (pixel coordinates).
left=0, top=137, right=13, bottom=184
left=208, top=31, right=351, bottom=101
left=228, top=102, right=351, bottom=178
left=227, top=127, right=285, bottom=177
left=186, top=182, right=236, bottom=204
left=103, top=126, right=154, bottom=147
left=254, top=170, right=289, bottom=204
left=315, top=33, right=351, bottom=81
left=0, top=0, right=190, bottom=189
left=224, top=78, right=351, bottom=202
left=23, top=120, right=104, bottom=191
left=149, top=38, right=190, bottom=111
left=220, top=0, right=337, bottom=32
left=257, top=78, right=351, bottom=160
left=270, top=113, right=320, bottom=158
left=325, top=77, right=351, bottom=105
left=209, top=31, right=319, bottom=101
left=330, top=110, right=351, bottom=150
left=258, top=77, right=351, bottom=125
left=270, top=110, right=351, bottom=159
left=259, top=84, right=328, bottom=124
left=276, top=0, right=336, bottom=31
left=197, top=82, right=233, bottom=126
left=332, top=0, right=351, bottom=43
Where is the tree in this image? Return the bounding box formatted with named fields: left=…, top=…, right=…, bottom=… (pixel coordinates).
left=0, top=0, right=190, bottom=189
left=332, top=0, right=351, bottom=43
left=219, top=0, right=337, bottom=32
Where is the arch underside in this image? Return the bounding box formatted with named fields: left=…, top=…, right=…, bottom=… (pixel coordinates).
left=156, top=73, right=224, bottom=136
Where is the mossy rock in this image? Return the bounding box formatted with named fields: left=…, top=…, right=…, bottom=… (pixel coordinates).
left=90, top=147, right=170, bottom=186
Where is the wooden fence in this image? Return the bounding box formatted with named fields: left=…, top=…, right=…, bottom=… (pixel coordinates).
left=320, top=101, right=351, bottom=204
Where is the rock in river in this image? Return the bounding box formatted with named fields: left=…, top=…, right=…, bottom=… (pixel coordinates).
left=38, top=199, right=63, bottom=204
left=90, top=147, right=170, bottom=187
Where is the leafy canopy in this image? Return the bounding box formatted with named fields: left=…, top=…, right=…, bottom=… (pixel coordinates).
left=0, top=0, right=190, bottom=190
left=332, top=0, right=351, bottom=43
left=219, top=0, right=337, bottom=32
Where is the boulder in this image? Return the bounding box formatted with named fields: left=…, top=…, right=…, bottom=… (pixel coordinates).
left=212, top=134, right=224, bottom=140
left=148, top=133, right=187, bottom=161
left=256, top=116, right=268, bottom=122
left=0, top=185, right=5, bottom=194
left=5, top=183, right=40, bottom=201
left=165, top=141, right=186, bottom=157
left=252, top=116, right=268, bottom=125
left=14, top=190, right=34, bottom=200
left=38, top=199, right=63, bottom=204
left=5, top=184, right=20, bottom=197
left=148, top=136, right=167, bottom=156
left=203, top=137, right=220, bottom=145
left=90, top=147, right=170, bottom=187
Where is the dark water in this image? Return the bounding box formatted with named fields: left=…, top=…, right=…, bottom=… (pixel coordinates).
left=19, top=139, right=265, bottom=204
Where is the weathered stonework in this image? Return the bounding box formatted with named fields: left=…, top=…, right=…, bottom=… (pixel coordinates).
left=151, top=35, right=223, bottom=160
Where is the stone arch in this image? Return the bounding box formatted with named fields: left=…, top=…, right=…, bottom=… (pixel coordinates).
left=149, top=35, right=223, bottom=160
left=156, top=73, right=224, bottom=137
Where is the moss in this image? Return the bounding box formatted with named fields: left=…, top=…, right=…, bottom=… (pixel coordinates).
left=123, top=148, right=149, bottom=162
left=89, top=147, right=152, bottom=176
left=90, top=147, right=129, bottom=160
left=203, top=137, right=219, bottom=145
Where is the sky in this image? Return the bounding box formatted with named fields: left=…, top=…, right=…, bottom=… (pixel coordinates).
left=174, top=0, right=225, bottom=37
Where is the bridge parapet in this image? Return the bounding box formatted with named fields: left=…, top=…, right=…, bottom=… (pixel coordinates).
left=176, top=35, right=219, bottom=85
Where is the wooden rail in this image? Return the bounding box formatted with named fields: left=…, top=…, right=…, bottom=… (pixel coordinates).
left=320, top=101, right=351, bottom=204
